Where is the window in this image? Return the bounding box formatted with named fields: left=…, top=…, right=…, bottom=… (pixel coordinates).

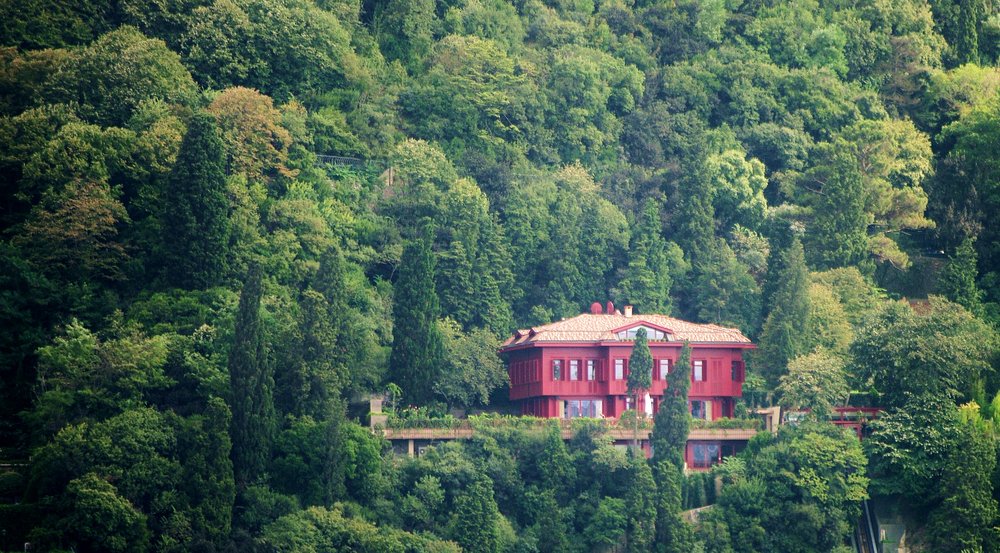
left=659, top=359, right=670, bottom=381
left=569, top=359, right=579, bottom=381
left=586, top=360, right=596, bottom=381
left=616, top=325, right=672, bottom=341
left=731, top=361, right=743, bottom=382
left=691, top=400, right=707, bottom=419
left=693, top=360, right=706, bottom=382
left=691, top=443, right=720, bottom=469
left=615, top=359, right=625, bottom=380
left=564, top=399, right=603, bottom=418
left=553, top=359, right=562, bottom=381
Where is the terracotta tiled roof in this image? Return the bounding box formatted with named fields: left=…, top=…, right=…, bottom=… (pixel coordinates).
left=501, top=313, right=751, bottom=348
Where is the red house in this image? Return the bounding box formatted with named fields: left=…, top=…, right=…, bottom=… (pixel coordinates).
left=500, top=302, right=755, bottom=469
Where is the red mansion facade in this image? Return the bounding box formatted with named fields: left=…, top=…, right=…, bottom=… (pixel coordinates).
left=499, top=302, right=755, bottom=468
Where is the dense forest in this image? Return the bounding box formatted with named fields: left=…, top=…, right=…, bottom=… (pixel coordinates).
left=2, top=0, right=1000, bottom=550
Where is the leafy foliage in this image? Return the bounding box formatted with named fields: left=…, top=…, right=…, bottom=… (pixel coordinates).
left=3, top=0, right=1000, bottom=548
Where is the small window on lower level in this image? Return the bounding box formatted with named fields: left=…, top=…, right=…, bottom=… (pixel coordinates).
left=564, top=399, right=603, bottom=418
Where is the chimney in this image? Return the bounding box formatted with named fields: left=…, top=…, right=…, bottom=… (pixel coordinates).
left=606, top=301, right=615, bottom=315
left=624, top=305, right=633, bottom=317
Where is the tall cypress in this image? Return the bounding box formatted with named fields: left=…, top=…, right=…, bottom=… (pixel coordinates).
left=757, top=239, right=810, bottom=387
left=162, top=112, right=230, bottom=289
left=652, top=342, right=691, bottom=469
left=228, top=265, right=275, bottom=486
left=628, top=328, right=653, bottom=447
left=624, top=452, right=657, bottom=553
left=803, top=144, right=868, bottom=270
left=620, top=199, right=673, bottom=314
left=652, top=460, right=694, bottom=553
left=389, top=224, right=445, bottom=405
left=939, top=237, right=984, bottom=316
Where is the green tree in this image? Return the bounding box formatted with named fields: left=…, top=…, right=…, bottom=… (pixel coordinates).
left=628, top=327, right=652, bottom=448
left=435, top=318, right=508, bottom=409
left=938, top=236, right=984, bottom=316
left=59, top=473, right=151, bottom=553
left=687, top=239, right=762, bottom=332
left=714, top=423, right=868, bottom=553
left=865, top=395, right=963, bottom=502
left=927, top=410, right=998, bottom=552
left=619, top=199, right=673, bottom=314
left=175, top=397, right=235, bottom=548
left=228, top=265, right=275, bottom=486
left=653, top=460, right=694, bottom=553
left=804, top=282, right=853, bottom=356
left=652, top=343, right=691, bottom=469
left=852, top=297, right=997, bottom=409
left=450, top=476, right=501, bottom=553
left=389, top=225, right=445, bottom=405
left=263, top=505, right=460, bottom=553
left=756, top=239, right=810, bottom=387
left=46, top=26, right=198, bottom=126
left=379, top=0, right=437, bottom=71
left=802, top=142, right=869, bottom=269
left=624, top=453, right=656, bottom=553
left=778, top=349, right=849, bottom=420
left=162, top=112, right=231, bottom=289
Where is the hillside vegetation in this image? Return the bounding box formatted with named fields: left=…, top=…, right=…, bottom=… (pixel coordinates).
left=1, top=0, right=1000, bottom=550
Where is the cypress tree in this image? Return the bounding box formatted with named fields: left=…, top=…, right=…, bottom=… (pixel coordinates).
left=803, top=144, right=868, bottom=270
left=757, top=239, right=810, bottom=387
left=389, top=224, right=445, bottom=405
left=652, top=460, right=694, bottom=553
left=939, top=237, right=984, bottom=316
left=628, top=328, right=653, bottom=448
left=652, top=342, right=691, bottom=470
left=162, top=112, right=230, bottom=289
left=620, top=199, right=673, bottom=314
left=451, top=476, right=501, bottom=553
left=228, top=265, right=275, bottom=486
left=438, top=240, right=475, bottom=328
left=474, top=214, right=515, bottom=333
left=674, top=169, right=716, bottom=263
left=624, top=452, right=657, bottom=553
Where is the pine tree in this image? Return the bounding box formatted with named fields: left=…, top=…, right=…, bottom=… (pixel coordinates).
left=389, top=224, right=445, bottom=405
left=162, top=112, right=230, bottom=289
left=757, top=239, right=810, bottom=387
left=939, top=237, right=984, bottom=316
left=620, top=199, right=673, bottom=314
left=652, top=343, right=691, bottom=469
left=628, top=328, right=653, bottom=448
left=228, top=265, right=275, bottom=486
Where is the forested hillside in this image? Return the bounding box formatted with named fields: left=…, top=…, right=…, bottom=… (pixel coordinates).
left=1, top=0, right=1000, bottom=550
